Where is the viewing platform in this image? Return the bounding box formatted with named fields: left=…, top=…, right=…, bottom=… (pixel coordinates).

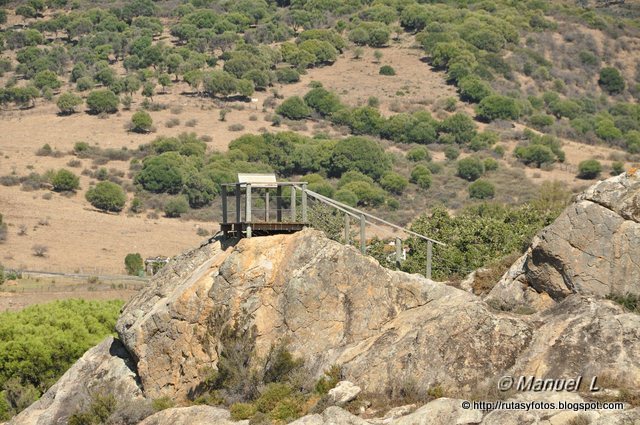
left=219, top=173, right=308, bottom=238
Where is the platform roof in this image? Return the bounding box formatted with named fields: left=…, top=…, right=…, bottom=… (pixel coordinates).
left=237, top=173, right=278, bottom=188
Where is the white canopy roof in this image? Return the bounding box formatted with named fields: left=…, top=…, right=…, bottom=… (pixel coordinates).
left=237, top=173, right=278, bottom=188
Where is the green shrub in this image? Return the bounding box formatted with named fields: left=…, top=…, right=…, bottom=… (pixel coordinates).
left=0, top=300, right=123, bottom=417
left=410, top=165, right=432, bottom=190
left=256, top=383, right=293, bottom=413
left=315, top=365, right=342, bottom=395
left=135, top=152, right=188, bottom=194
left=514, top=144, right=555, bottom=167
left=276, top=68, right=300, bottom=84
left=276, top=96, right=311, bottom=120
left=458, top=76, right=491, bottom=103
left=124, top=253, right=144, bottom=276
left=577, top=159, right=602, bottom=179
left=598, top=67, right=625, bottom=95
left=476, top=95, right=521, bottom=121
left=164, top=197, right=189, bottom=218
left=151, top=397, right=174, bottom=412
left=483, top=158, right=498, bottom=171
left=468, top=179, right=495, bottom=199
left=611, top=161, right=625, bottom=175
left=457, top=157, right=484, bottom=181
left=606, top=293, right=640, bottom=313
left=86, top=181, right=126, bottom=212
left=51, top=169, right=79, bottom=192
left=444, top=145, right=460, bottom=161
left=230, top=403, right=257, bottom=420
left=130, top=111, right=153, bottom=133
left=337, top=171, right=374, bottom=188
left=86, top=90, right=119, bottom=114
left=56, top=92, right=83, bottom=115
left=380, top=172, right=408, bottom=195
left=329, top=137, right=391, bottom=180
left=303, top=87, right=343, bottom=117
left=334, top=189, right=358, bottom=206
left=341, top=181, right=386, bottom=206
left=529, top=113, right=555, bottom=128
left=33, top=70, right=61, bottom=91
left=406, top=146, right=430, bottom=162
left=438, top=113, right=477, bottom=145
left=379, top=65, right=396, bottom=76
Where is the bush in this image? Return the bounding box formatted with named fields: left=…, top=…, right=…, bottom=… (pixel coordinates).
left=341, top=181, right=386, bottom=206
left=410, top=165, right=432, bottom=189
left=130, top=111, right=153, bottom=133
left=276, top=96, right=311, bottom=120
left=135, top=152, right=188, bottom=194
left=164, top=197, right=189, bottom=217
left=380, top=172, right=408, bottom=195
left=329, top=137, right=391, bottom=180
left=303, top=87, right=342, bottom=117
left=439, top=113, right=477, bottom=145
left=406, top=146, right=430, bottom=162
left=230, top=403, right=257, bottom=420
left=577, top=159, right=602, bottom=179
left=458, top=76, right=491, bottom=103
left=33, top=70, right=61, bottom=91
left=611, top=161, right=624, bottom=175
left=276, top=68, right=300, bottom=84
left=334, top=189, right=358, bottom=206
left=51, top=169, right=80, bottom=192
left=86, top=182, right=126, bottom=212
left=0, top=300, right=122, bottom=418
left=514, top=144, right=555, bottom=167
left=468, top=179, right=495, bottom=199
left=379, top=65, right=396, bottom=76
left=457, top=157, right=484, bottom=181
left=476, top=95, right=521, bottom=121
left=598, top=67, right=625, bottom=95
left=56, top=92, right=83, bottom=115
left=124, top=253, right=144, bottom=276
left=483, top=158, right=499, bottom=171
left=86, top=90, right=119, bottom=114
left=444, top=145, right=460, bottom=160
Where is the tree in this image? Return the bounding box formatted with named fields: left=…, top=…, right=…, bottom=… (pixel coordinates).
left=514, top=144, right=555, bottom=167
left=164, top=197, right=189, bottom=217
left=577, top=159, right=602, bottom=179
left=410, top=165, right=432, bottom=189
left=124, top=253, right=144, bottom=275
left=598, top=67, right=625, bottom=94
left=468, top=179, right=495, bottom=199
left=276, top=96, right=311, bottom=120
left=303, top=87, right=342, bottom=116
left=476, top=95, right=521, bottom=121
left=142, top=82, right=155, bottom=101
left=33, top=70, right=61, bottom=91
left=439, top=113, right=477, bottom=145
left=458, top=76, right=491, bottom=102
left=329, top=136, right=391, bottom=180
left=86, top=90, right=119, bottom=114
left=158, top=73, right=171, bottom=93
left=457, top=157, right=485, bottom=181
left=130, top=111, right=153, bottom=133
left=51, top=169, right=79, bottom=192
left=135, top=152, right=187, bottom=194
left=380, top=172, right=408, bottom=195
left=86, top=182, right=126, bottom=212
left=56, top=92, right=82, bottom=115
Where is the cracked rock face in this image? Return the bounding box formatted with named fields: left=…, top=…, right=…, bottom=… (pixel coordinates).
left=116, top=229, right=533, bottom=400
left=489, top=172, right=640, bottom=305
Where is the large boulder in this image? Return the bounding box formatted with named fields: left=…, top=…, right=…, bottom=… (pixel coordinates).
left=489, top=172, right=640, bottom=303
left=138, top=406, right=247, bottom=425
left=8, top=337, right=143, bottom=425
left=116, top=229, right=533, bottom=400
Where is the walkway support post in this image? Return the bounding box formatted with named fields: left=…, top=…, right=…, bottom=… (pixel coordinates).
left=301, top=183, right=308, bottom=223
left=344, top=214, right=350, bottom=244
left=291, top=186, right=297, bottom=221
left=426, top=240, right=433, bottom=280
left=235, top=184, right=241, bottom=224
left=265, top=190, right=269, bottom=222
left=246, top=183, right=252, bottom=238
left=395, top=237, right=402, bottom=266
left=276, top=185, right=282, bottom=222
left=360, top=214, right=366, bottom=254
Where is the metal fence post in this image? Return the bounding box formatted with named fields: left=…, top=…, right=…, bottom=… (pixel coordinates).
left=291, top=186, right=296, bottom=221
left=276, top=185, right=282, bottom=222
left=221, top=187, right=227, bottom=224
left=344, top=213, right=350, bottom=244
left=246, top=183, right=252, bottom=238
left=265, top=190, right=270, bottom=222
left=301, top=183, right=307, bottom=223
left=360, top=214, right=366, bottom=254
left=426, top=240, right=433, bottom=280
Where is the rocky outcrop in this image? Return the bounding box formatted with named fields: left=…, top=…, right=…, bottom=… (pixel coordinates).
left=9, top=337, right=143, bottom=425
left=488, top=172, right=640, bottom=306
left=116, top=229, right=533, bottom=400
left=328, top=381, right=361, bottom=405
left=139, top=406, right=247, bottom=425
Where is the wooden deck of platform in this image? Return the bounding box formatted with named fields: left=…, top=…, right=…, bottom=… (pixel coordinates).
left=220, top=222, right=308, bottom=237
